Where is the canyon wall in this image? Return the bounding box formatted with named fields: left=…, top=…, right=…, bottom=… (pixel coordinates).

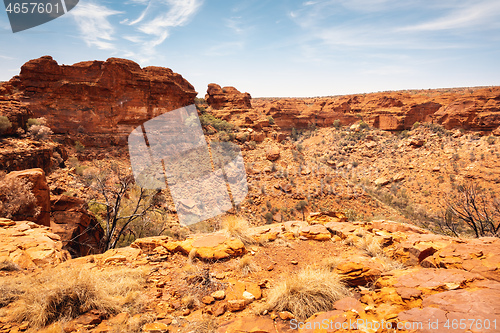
left=206, top=85, right=500, bottom=134
left=3, top=56, right=197, bottom=147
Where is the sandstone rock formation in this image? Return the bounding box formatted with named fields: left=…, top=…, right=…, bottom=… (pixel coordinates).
left=3, top=56, right=197, bottom=147
left=50, top=195, right=105, bottom=257
left=0, top=81, right=32, bottom=136
left=208, top=86, right=500, bottom=136
left=0, top=138, right=67, bottom=174
left=0, top=218, right=70, bottom=268
left=4, top=168, right=51, bottom=226
left=206, top=83, right=252, bottom=110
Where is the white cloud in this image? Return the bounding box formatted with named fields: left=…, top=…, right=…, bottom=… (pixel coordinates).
left=399, top=1, right=500, bottom=32
left=71, top=2, right=122, bottom=50
left=225, top=17, right=243, bottom=34
left=135, top=0, right=202, bottom=43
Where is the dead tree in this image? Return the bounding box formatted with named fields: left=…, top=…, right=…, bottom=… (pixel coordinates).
left=444, top=183, right=500, bottom=238
left=84, top=163, right=160, bottom=251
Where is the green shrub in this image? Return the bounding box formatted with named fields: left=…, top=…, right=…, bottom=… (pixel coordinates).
left=264, top=212, right=274, bottom=224
left=267, top=116, right=275, bottom=125
left=332, top=119, right=341, bottom=129
left=486, top=136, right=496, bottom=145
left=0, top=116, right=12, bottom=134
left=359, top=120, right=369, bottom=129
left=27, top=118, right=40, bottom=128
left=199, top=114, right=235, bottom=132
left=75, top=141, right=85, bottom=152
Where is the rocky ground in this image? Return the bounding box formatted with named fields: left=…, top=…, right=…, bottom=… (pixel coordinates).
left=1, top=216, right=499, bottom=333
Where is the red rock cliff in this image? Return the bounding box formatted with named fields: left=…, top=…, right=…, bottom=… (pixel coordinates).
left=208, top=86, right=500, bottom=134
left=7, top=56, right=197, bottom=147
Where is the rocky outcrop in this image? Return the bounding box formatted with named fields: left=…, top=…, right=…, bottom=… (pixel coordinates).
left=0, top=81, right=32, bottom=136
left=208, top=86, right=500, bottom=135
left=0, top=218, right=70, bottom=268
left=4, top=168, right=51, bottom=226
left=132, top=232, right=246, bottom=260
left=4, top=56, right=197, bottom=147
left=206, top=83, right=252, bottom=110
left=0, top=138, right=67, bottom=174
left=50, top=195, right=104, bottom=257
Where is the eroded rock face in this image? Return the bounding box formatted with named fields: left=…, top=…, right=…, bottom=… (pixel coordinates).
left=4, top=168, right=51, bottom=226
left=0, top=218, right=70, bottom=268
left=206, top=83, right=252, bottom=110
left=0, top=81, right=32, bottom=136
left=209, top=87, right=500, bottom=135
left=0, top=138, right=67, bottom=174
left=6, top=56, right=197, bottom=147
left=50, top=195, right=104, bottom=257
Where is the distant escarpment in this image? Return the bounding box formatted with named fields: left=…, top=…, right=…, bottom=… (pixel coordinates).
left=2, top=56, right=197, bottom=147
left=206, top=85, right=500, bottom=135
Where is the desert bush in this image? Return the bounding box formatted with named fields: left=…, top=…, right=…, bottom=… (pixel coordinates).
left=423, top=123, right=450, bottom=136
left=0, top=116, right=12, bottom=134
left=486, top=136, right=496, bottom=145
left=264, top=212, right=274, bottom=224
left=2, top=266, right=146, bottom=329
left=264, top=267, right=350, bottom=320
left=74, top=141, right=85, bottom=152
left=27, top=124, right=53, bottom=140
left=356, top=235, right=383, bottom=257
left=27, top=118, right=40, bottom=127
left=359, top=120, right=369, bottom=130
left=332, top=119, right=341, bottom=129
left=0, top=172, right=40, bottom=220
left=83, top=163, right=162, bottom=250
left=238, top=255, right=260, bottom=276
left=194, top=97, right=205, bottom=105
left=412, top=121, right=421, bottom=129
left=267, top=116, right=275, bottom=125
left=440, top=183, right=500, bottom=237
left=199, top=114, right=235, bottom=132
left=0, top=259, right=20, bottom=272
left=186, top=317, right=218, bottom=333
left=295, top=200, right=308, bottom=220
left=222, top=215, right=257, bottom=246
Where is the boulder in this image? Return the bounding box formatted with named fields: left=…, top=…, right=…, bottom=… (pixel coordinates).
left=4, top=168, right=50, bottom=226
left=266, top=147, right=280, bottom=161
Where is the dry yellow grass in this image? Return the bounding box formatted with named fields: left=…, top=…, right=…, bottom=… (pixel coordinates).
left=238, top=255, right=260, bottom=276
left=1, top=265, right=147, bottom=329
left=0, top=259, right=20, bottom=272
left=186, top=316, right=218, bottom=333
left=222, top=215, right=258, bottom=246
left=356, top=235, right=383, bottom=257
left=265, top=267, right=350, bottom=320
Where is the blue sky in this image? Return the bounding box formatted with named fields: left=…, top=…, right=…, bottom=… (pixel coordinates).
left=1, top=0, right=500, bottom=97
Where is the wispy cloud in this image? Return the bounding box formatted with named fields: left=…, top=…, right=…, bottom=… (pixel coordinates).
left=204, top=41, right=244, bottom=57
left=70, top=0, right=202, bottom=62
left=225, top=17, right=244, bottom=34
left=399, top=0, right=500, bottom=32
left=71, top=2, right=122, bottom=50
left=0, top=55, right=15, bottom=60
left=134, top=0, right=202, bottom=43
left=288, top=0, right=500, bottom=56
